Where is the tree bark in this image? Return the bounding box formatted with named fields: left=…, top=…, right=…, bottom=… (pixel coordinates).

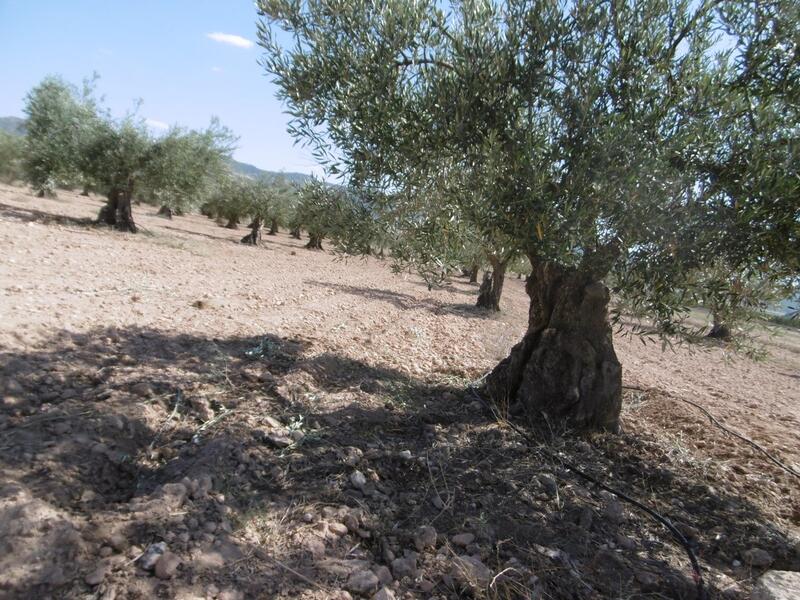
left=290, top=226, right=302, bottom=239
left=306, top=233, right=323, bottom=250
left=469, top=264, right=479, bottom=284
left=98, top=186, right=137, bottom=233
left=226, top=216, right=239, bottom=229
left=268, top=218, right=279, bottom=235
left=482, top=260, right=622, bottom=432
left=158, top=205, right=173, bottom=219
left=240, top=217, right=263, bottom=245
left=707, top=318, right=731, bottom=340
left=476, top=259, right=507, bottom=311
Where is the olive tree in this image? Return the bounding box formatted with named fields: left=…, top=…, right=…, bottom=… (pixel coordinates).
left=259, top=0, right=798, bottom=432
left=22, top=76, right=102, bottom=196
left=144, top=118, right=236, bottom=218
left=0, top=132, right=25, bottom=183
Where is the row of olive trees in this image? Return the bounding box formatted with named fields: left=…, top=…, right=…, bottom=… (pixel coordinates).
left=21, top=76, right=236, bottom=232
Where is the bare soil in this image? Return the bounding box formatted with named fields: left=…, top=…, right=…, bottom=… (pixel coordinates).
left=1, top=182, right=798, bottom=600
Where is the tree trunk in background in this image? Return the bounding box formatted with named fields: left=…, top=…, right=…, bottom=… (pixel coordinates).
left=469, top=264, right=479, bottom=284
left=98, top=186, right=137, bottom=233
left=707, top=316, right=731, bottom=340
left=482, top=260, right=622, bottom=432
left=268, top=218, right=279, bottom=235
left=158, top=205, right=173, bottom=219
left=226, top=216, right=240, bottom=229
left=240, top=217, right=263, bottom=245
left=476, top=259, right=507, bottom=311
left=306, top=233, right=323, bottom=250
left=290, top=226, right=302, bottom=239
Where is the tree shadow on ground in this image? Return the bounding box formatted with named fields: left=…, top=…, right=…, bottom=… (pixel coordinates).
left=0, top=201, right=96, bottom=228
left=307, top=280, right=495, bottom=320
left=0, top=327, right=797, bottom=599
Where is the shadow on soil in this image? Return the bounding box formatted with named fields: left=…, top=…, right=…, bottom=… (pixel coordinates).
left=1, top=327, right=797, bottom=599
left=307, top=280, right=493, bottom=320
left=0, top=201, right=97, bottom=228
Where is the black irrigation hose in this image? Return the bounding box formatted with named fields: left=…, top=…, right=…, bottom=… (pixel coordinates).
left=624, top=384, right=800, bottom=480
left=466, top=385, right=707, bottom=600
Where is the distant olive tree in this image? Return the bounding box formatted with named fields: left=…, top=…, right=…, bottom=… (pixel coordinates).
left=260, top=0, right=799, bottom=431
left=0, top=132, right=25, bottom=183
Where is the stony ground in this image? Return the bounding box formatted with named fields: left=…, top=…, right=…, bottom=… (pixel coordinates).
left=0, top=182, right=798, bottom=600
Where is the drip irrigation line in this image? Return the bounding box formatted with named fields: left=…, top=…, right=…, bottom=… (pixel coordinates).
left=624, top=384, right=800, bottom=480
left=466, top=384, right=706, bottom=600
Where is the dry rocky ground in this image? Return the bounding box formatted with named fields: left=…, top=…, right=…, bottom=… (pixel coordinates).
left=0, top=182, right=798, bottom=600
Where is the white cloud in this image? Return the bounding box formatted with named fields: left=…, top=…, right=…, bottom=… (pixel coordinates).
left=206, top=32, right=254, bottom=49
left=145, top=119, right=169, bottom=131
left=211, top=66, right=223, bottom=73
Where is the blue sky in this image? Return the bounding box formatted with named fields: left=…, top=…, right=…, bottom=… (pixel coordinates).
left=0, top=0, right=322, bottom=176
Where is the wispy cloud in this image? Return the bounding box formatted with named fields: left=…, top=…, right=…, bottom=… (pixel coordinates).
left=145, top=118, right=169, bottom=131
left=211, top=66, right=223, bottom=73
left=206, top=32, right=254, bottom=49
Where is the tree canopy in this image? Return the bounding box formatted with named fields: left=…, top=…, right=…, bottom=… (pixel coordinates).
left=258, top=0, right=799, bottom=430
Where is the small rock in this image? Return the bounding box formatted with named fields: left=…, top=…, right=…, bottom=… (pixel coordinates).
left=347, top=569, right=379, bottom=596
left=752, top=570, right=800, bottom=600
left=85, top=562, right=110, bottom=586
left=372, top=587, right=396, bottom=600
left=342, top=513, right=359, bottom=532
left=350, top=470, right=367, bottom=490
left=615, top=534, right=637, bottom=550
left=130, top=382, right=152, bottom=397
left=391, top=555, right=418, bottom=579
left=138, top=542, right=167, bottom=570
left=329, top=522, right=349, bottom=537
left=266, top=432, right=293, bottom=448
left=155, top=551, right=181, bottom=579
left=743, top=548, right=774, bottom=568
left=301, top=512, right=314, bottom=523
left=419, top=579, right=435, bottom=592
left=451, top=533, right=475, bottom=547
left=343, top=447, right=364, bottom=467
left=414, top=525, right=437, bottom=552
left=397, top=450, right=412, bottom=461
left=452, top=555, right=492, bottom=586
left=374, top=565, right=392, bottom=586
left=218, top=590, right=244, bottom=600
left=538, top=475, right=558, bottom=497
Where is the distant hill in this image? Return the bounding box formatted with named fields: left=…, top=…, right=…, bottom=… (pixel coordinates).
left=0, top=116, right=26, bottom=136
left=228, top=158, right=313, bottom=185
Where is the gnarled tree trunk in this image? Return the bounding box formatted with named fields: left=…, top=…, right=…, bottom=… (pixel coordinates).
left=469, top=264, right=479, bottom=284
left=290, top=226, right=302, bottom=239
left=241, top=217, right=263, bottom=245
left=306, top=233, right=323, bottom=250
left=476, top=258, right=507, bottom=311
left=98, top=185, right=137, bottom=233
left=268, top=218, right=279, bottom=235
left=158, top=205, right=173, bottom=219
left=225, top=216, right=240, bottom=229
left=482, top=259, right=622, bottom=432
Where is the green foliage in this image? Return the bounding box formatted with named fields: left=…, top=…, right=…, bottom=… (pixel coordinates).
left=142, top=118, right=236, bottom=213
left=22, top=75, right=102, bottom=195
left=0, top=131, right=25, bottom=183
left=259, top=0, right=799, bottom=335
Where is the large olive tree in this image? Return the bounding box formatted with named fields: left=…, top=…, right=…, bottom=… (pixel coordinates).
left=259, top=0, right=799, bottom=431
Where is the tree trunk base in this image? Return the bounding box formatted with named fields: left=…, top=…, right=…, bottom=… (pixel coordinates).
left=98, top=188, right=137, bottom=233
left=482, top=261, right=622, bottom=432
left=158, top=205, right=173, bottom=219
left=476, top=262, right=506, bottom=311
left=707, top=322, right=731, bottom=340
left=306, top=234, right=323, bottom=250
